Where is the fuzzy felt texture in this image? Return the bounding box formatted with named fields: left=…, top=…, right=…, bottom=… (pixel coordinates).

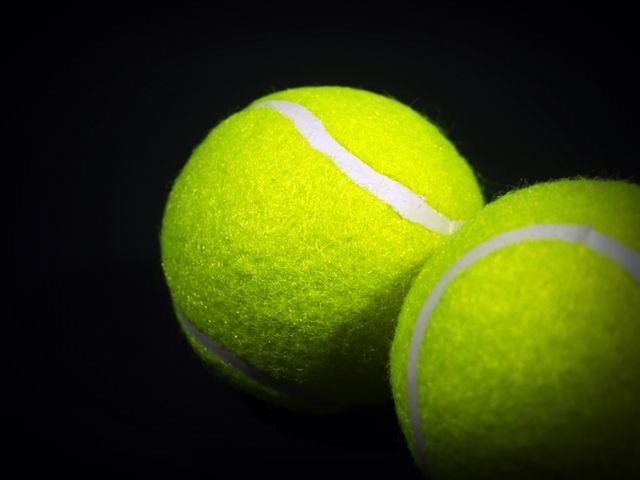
left=390, top=178, right=640, bottom=478
left=161, top=86, right=483, bottom=412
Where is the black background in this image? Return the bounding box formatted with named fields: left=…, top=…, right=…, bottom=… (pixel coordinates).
left=7, top=6, right=638, bottom=479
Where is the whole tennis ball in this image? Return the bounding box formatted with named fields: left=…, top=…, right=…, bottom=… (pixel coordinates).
left=391, top=178, right=640, bottom=478
left=161, top=86, right=483, bottom=412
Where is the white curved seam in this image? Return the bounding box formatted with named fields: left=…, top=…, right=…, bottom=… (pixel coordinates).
left=406, top=224, right=640, bottom=474
left=253, top=99, right=462, bottom=235
left=174, top=304, right=328, bottom=407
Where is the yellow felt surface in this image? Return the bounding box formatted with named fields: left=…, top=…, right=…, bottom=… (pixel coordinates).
left=161, top=86, right=483, bottom=411
left=391, top=179, right=640, bottom=477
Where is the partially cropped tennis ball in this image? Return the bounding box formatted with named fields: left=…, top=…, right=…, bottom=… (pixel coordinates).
left=161, top=86, right=483, bottom=411
left=391, top=179, right=640, bottom=478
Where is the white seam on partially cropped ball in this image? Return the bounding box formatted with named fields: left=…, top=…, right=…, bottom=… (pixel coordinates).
left=405, top=224, right=640, bottom=474
left=253, top=100, right=463, bottom=235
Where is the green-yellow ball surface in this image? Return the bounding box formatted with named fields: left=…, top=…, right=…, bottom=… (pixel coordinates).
left=391, top=179, right=640, bottom=478
left=160, top=86, right=483, bottom=412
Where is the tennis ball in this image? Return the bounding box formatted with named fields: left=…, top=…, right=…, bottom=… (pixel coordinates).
left=391, top=178, right=640, bottom=478
left=161, top=86, right=483, bottom=412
